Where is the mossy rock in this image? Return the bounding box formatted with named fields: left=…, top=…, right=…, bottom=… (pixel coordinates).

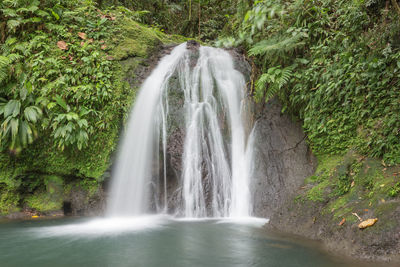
left=111, top=19, right=187, bottom=60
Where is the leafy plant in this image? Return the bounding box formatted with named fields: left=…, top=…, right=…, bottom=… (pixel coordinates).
left=0, top=56, right=10, bottom=85
left=223, top=0, right=400, bottom=165
left=51, top=97, right=90, bottom=150
left=255, top=65, right=294, bottom=102
left=0, top=82, right=43, bottom=150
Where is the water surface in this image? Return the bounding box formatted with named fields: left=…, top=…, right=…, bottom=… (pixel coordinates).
left=0, top=217, right=363, bottom=267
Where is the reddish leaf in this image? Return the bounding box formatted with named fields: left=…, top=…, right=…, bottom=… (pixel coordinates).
left=57, top=41, right=68, bottom=50
left=338, top=218, right=345, bottom=226
left=101, top=45, right=107, bottom=50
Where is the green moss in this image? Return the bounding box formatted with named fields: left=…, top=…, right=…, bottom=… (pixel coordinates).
left=326, top=194, right=349, bottom=214
left=0, top=189, right=20, bottom=215
left=344, top=213, right=359, bottom=224
left=25, top=191, right=62, bottom=212
left=375, top=202, right=398, bottom=217
left=301, top=152, right=400, bottom=231
left=315, top=154, right=343, bottom=175
left=111, top=19, right=187, bottom=60
left=79, top=179, right=99, bottom=199
left=306, top=179, right=330, bottom=202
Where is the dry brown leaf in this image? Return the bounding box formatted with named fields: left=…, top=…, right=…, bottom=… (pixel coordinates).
left=57, top=41, right=67, bottom=50
left=358, top=218, right=378, bottom=229
left=80, top=41, right=85, bottom=46
left=78, top=32, right=87, bottom=40
left=338, top=218, right=346, bottom=226
left=351, top=181, right=355, bottom=187
left=88, top=38, right=94, bottom=43
left=101, top=45, right=107, bottom=50
left=106, top=55, right=114, bottom=61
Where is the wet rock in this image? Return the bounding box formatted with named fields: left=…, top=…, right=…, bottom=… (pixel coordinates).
left=186, top=40, right=200, bottom=50
left=251, top=97, right=316, bottom=218
left=63, top=184, right=106, bottom=216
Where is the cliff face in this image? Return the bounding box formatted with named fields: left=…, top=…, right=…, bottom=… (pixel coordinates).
left=251, top=98, right=316, bottom=218
left=265, top=151, right=400, bottom=263
left=251, top=98, right=400, bottom=262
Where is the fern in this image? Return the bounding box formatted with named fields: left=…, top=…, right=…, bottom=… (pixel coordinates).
left=0, top=56, right=10, bottom=85
left=248, top=32, right=307, bottom=58
left=255, top=65, right=295, bottom=103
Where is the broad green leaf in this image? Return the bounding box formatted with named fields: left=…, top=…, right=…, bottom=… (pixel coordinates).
left=4, top=100, right=21, bottom=118
left=10, top=118, right=19, bottom=139
left=24, top=106, right=42, bottom=123
left=50, top=9, right=60, bottom=20
left=55, top=96, right=68, bottom=111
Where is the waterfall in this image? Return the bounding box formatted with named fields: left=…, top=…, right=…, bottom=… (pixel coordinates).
left=107, top=42, right=253, bottom=218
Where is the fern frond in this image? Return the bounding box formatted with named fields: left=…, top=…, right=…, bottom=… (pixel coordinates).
left=254, top=73, right=270, bottom=102
left=0, top=56, right=10, bottom=85
left=255, top=65, right=295, bottom=103
left=248, top=33, right=306, bottom=57
left=278, top=66, right=294, bottom=89
left=264, top=84, right=280, bottom=103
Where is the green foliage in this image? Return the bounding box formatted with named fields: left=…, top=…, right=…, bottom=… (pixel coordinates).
left=306, top=179, right=330, bottom=202
left=0, top=187, right=19, bottom=215
left=103, top=0, right=238, bottom=42
left=255, top=65, right=294, bottom=103
left=0, top=82, right=43, bottom=150
left=223, top=0, right=400, bottom=165
left=0, top=56, right=10, bottom=84
left=0, top=0, right=119, bottom=151
left=388, top=183, right=400, bottom=197
left=25, top=191, right=62, bottom=212
left=0, top=0, right=186, bottom=214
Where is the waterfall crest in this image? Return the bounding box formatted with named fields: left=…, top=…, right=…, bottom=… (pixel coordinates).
left=107, top=42, right=253, bottom=218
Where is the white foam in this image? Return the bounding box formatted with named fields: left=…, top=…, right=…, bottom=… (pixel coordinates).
left=30, top=215, right=169, bottom=237
left=214, top=217, right=269, bottom=227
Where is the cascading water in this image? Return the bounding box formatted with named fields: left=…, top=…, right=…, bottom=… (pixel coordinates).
left=107, top=42, right=253, bottom=218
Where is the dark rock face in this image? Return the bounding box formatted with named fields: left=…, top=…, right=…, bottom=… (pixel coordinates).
left=63, top=185, right=106, bottom=216
left=251, top=98, right=316, bottom=217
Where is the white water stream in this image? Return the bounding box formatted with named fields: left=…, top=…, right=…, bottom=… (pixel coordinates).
left=107, top=42, right=253, bottom=218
